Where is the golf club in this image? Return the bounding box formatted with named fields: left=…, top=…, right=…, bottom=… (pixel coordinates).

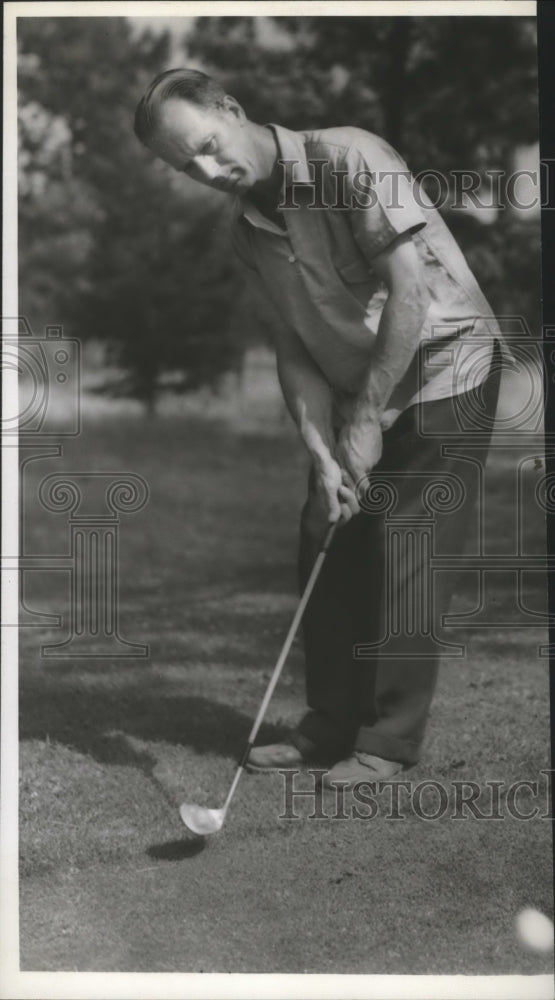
left=179, top=519, right=338, bottom=835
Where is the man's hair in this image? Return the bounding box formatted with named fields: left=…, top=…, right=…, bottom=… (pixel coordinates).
left=134, top=68, right=226, bottom=146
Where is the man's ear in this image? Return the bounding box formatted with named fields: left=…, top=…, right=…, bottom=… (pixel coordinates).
left=222, top=94, right=246, bottom=124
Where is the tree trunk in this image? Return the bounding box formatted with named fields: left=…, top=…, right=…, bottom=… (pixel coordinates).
left=384, top=18, right=412, bottom=150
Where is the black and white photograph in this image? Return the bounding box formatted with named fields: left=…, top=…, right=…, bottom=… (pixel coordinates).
left=1, top=1, right=553, bottom=997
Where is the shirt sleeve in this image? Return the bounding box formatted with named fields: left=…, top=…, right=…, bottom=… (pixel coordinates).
left=343, top=132, right=427, bottom=262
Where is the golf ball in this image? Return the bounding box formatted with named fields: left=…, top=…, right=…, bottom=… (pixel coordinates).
left=515, top=908, right=554, bottom=952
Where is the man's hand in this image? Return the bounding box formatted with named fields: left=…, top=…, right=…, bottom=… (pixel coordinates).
left=336, top=416, right=383, bottom=491
left=314, top=455, right=360, bottom=525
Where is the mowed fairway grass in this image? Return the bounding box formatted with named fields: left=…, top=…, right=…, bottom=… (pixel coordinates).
left=18, top=412, right=552, bottom=974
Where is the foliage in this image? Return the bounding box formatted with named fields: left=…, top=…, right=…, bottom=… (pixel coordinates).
left=81, top=174, right=243, bottom=412
left=448, top=212, right=542, bottom=335
left=17, top=17, right=250, bottom=410
left=187, top=16, right=538, bottom=165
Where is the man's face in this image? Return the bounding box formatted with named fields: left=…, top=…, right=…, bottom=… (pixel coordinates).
left=149, top=96, right=262, bottom=194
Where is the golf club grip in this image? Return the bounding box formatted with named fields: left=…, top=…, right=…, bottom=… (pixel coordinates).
left=245, top=520, right=338, bottom=747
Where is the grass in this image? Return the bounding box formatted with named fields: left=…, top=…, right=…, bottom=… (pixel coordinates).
left=18, top=413, right=553, bottom=974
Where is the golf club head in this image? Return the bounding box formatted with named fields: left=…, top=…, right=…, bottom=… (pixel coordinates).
left=179, top=802, right=226, bottom=836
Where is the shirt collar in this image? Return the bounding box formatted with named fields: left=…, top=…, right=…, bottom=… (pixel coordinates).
left=267, top=123, right=312, bottom=186
left=235, top=124, right=312, bottom=229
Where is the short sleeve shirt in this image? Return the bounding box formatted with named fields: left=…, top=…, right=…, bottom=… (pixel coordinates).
left=230, top=123, right=504, bottom=427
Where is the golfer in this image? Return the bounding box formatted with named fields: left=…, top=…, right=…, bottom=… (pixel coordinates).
left=134, top=69, right=503, bottom=786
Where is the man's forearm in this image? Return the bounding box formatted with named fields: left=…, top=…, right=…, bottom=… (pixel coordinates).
left=351, top=284, right=429, bottom=424
left=276, top=350, right=336, bottom=468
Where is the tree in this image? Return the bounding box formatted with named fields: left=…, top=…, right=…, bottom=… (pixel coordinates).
left=18, top=17, right=251, bottom=411
left=80, top=166, right=244, bottom=413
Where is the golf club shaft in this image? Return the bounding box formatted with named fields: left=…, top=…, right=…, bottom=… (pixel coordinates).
left=223, top=520, right=338, bottom=812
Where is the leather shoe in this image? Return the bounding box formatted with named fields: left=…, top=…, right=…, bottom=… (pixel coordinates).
left=323, top=751, right=403, bottom=787
left=246, top=742, right=308, bottom=773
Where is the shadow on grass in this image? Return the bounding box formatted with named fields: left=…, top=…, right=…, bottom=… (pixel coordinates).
left=19, top=675, right=288, bottom=764
left=146, top=838, right=207, bottom=861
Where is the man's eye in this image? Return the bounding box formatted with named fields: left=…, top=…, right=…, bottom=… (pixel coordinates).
left=179, top=138, right=217, bottom=172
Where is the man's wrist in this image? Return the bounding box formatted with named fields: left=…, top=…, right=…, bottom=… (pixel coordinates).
left=300, top=423, right=336, bottom=470
left=310, top=445, right=336, bottom=473
left=348, top=403, right=383, bottom=429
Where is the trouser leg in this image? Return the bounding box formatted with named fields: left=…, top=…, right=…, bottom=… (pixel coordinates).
left=353, top=426, right=482, bottom=764
left=293, top=488, right=380, bottom=756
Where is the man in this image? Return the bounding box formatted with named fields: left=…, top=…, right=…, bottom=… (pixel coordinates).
left=134, top=68, right=503, bottom=785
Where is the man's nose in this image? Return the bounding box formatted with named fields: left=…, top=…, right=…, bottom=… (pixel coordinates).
left=193, top=156, right=222, bottom=184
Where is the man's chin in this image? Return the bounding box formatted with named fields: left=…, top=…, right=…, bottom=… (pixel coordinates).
left=233, top=177, right=252, bottom=195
